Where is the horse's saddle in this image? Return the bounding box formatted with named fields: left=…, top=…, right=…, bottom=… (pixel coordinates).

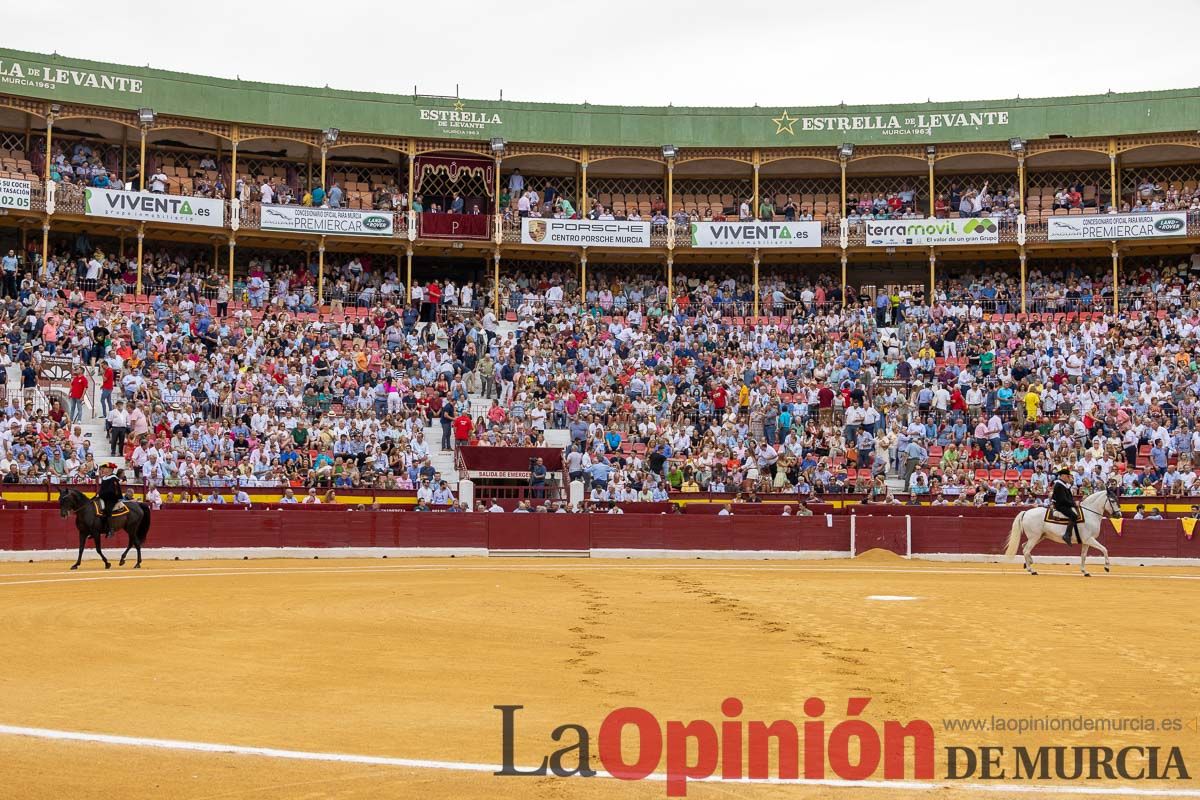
left=93, top=499, right=130, bottom=517
left=1043, top=507, right=1075, bottom=526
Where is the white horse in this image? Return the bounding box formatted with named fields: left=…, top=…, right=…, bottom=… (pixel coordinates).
left=1004, top=488, right=1123, bottom=577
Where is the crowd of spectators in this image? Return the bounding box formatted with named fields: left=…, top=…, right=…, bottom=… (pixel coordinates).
left=2, top=239, right=1199, bottom=510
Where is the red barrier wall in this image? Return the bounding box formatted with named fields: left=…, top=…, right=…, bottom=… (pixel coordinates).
left=2, top=509, right=1195, bottom=559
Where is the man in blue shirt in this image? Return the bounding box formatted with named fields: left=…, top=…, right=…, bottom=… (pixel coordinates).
left=1, top=249, right=18, bottom=298
left=587, top=458, right=611, bottom=489
left=327, top=183, right=343, bottom=208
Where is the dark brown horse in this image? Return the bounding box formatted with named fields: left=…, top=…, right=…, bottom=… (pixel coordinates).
left=58, top=488, right=152, bottom=570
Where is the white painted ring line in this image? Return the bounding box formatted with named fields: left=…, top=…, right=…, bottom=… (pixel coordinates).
left=0, top=723, right=1197, bottom=797
left=1, top=560, right=1199, bottom=590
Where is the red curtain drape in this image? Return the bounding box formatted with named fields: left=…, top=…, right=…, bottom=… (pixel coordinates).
left=413, top=155, right=495, bottom=197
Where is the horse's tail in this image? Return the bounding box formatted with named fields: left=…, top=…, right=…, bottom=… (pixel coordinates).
left=137, top=503, right=151, bottom=543
left=1004, top=511, right=1023, bottom=559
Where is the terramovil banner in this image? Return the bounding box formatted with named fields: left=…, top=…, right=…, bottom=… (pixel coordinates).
left=260, top=205, right=395, bottom=236
left=1047, top=212, right=1187, bottom=241
left=865, top=217, right=999, bottom=246
left=83, top=187, right=224, bottom=227
left=521, top=218, right=650, bottom=247
left=690, top=220, right=822, bottom=248
left=0, top=178, right=31, bottom=210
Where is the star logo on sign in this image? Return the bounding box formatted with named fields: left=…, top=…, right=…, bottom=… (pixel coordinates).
left=453, top=100, right=466, bottom=113
left=772, top=110, right=799, bottom=135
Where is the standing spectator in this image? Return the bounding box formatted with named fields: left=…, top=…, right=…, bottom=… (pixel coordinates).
left=107, top=400, right=130, bottom=457
left=1, top=249, right=18, bottom=298
left=149, top=168, right=168, bottom=194
left=68, top=367, right=88, bottom=423
left=508, top=169, right=524, bottom=195
left=328, top=182, right=343, bottom=208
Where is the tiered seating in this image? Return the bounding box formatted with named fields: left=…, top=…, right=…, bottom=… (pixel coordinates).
left=329, top=170, right=390, bottom=209
left=770, top=192, right=840, bottom=222
left=1025, top=183, right=1102, bottom=222
left=0, top=149, right=36, bottom=181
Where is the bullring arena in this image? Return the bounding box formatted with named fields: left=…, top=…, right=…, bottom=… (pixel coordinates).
left=3, top=21, right=1200, bottom=797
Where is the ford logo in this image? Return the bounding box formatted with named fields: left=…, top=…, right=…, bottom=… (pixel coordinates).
left=1155, top=218, right=1183, bottom=232
left=870, top=239, right=883, bottom=245
left=362, top=216, right=390, bottom=231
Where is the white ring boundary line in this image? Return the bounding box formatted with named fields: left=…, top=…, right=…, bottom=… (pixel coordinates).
left=1, top=561, right=1199, bottom=589
left=0, top=723, right=1197, bottom=797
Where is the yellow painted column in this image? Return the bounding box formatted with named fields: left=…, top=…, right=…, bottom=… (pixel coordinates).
left=1017, top=153, right=1025, bottom=214
left=751, top=150, right=760, bottom=219
left=135, top=223, right=145, bottom=295
left=839, top=155, right=848, bottom=218
left=492, top=249, right=501, bottom=316
left=138, top=126, right=148, bottom=192
left=317, top=237, right=326, bottom=305
left=43, top=113, right=54, bottom=182
left=227, top=237, right=235, bottom=293
left=840, top=252, right=847, bottom=309
left=666, top=158, right=674, bottom=219
left=580, top=253, right=587, bottom=306
left=320, top=145, right=329, bottom=192
left=580, top=153, right=588, bottom=215
left=752, top=251, right=760, bottom=318
left=407, top=139, right=416, bottom=206
left=229, top=132, right=238, bottom=203
left=927, top=154, right=935, bottom=215
left=406, top=247, right=413, bottom=301
left=1109, top=138, right=1118, bottom=210
left=666, top=256, right=673, bottom=309
left=41, top=219, right=49, bottom=270
left=1019, top=246, right=1027, bottom=315
left=928, top=247, right=936, bottom=307
left=1111, top=242, right=1119, bottom=315
left=493, top=155, right=502, bottom=214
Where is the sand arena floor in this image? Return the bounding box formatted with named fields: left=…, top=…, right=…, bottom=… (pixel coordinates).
left=1, top=553, right=1198, bottom=799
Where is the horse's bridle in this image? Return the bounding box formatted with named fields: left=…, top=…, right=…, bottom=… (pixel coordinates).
left=1079, top=493, right=1123, bottom=520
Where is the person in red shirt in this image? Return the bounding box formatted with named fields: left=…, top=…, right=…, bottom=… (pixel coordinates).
left=710, top=383, right=727, bottom=414
left=424, top=281, right=442, bottom=323
left=100, top=364, right=115, bottom=417
left=817, top=384, right=835, bottom=425
left=452, top=410, right=473, bottom=449
left=68, top=367, right=89, bottom=423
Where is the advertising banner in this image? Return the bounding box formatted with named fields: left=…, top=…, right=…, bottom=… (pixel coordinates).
left=0, top=178, right=31, bottom=211
left=1046, top=213, right=1187, bottom=241
left=689, top=220, right=822, bottom=248
left=83, top=187, right=224, bottom=227
left=259, top=205, right=395, bottom=236
left=865, top=217, right=1000, bottom=246
left=521, top=218, right=651, bottom=247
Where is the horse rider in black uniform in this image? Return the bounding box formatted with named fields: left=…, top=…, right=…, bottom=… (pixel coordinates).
left=1052, top=466, right=1080, bottom=545
left=97, top=463, right=122, bottom=537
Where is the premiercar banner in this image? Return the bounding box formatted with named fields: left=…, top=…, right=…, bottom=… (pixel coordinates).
left=259, top=205, right=395, bottom=236
left=83, top=187, right=224, bottom=227
left=865, top=217, right=999, bottom=246
left=690, top=220, right=822, bottom=248
left=521, top=218, right=651, bottom=247
left=1046, top=212, right=1187, bottom=241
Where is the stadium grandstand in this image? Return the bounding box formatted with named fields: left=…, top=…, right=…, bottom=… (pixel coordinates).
left=1, top=46, right=1199, bottom=517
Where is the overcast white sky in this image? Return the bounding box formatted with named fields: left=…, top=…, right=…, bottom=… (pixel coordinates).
left=14, top=0, right=1200, bottom=107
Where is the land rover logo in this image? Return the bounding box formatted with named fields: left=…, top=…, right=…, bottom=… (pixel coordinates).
left=1155, top=217, right=1184, bottom=232
left=362, top=215, right=389, bottom=231
left=528, top=220, right=548, bottom=243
